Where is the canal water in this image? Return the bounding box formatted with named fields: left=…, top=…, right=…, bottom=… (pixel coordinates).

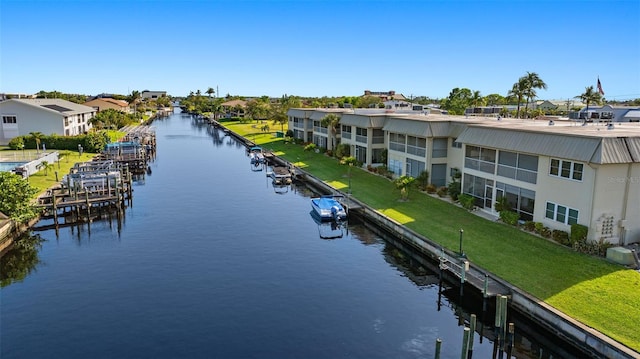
left=1, top=109, right=585, bottom=359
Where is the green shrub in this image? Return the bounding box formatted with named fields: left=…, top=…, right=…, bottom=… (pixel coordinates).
left=552, top=230, right=570, bottom=246
left=523, top=221, right=536, bottom=232
left=570, top=224, right=589, bottom=245
left=572, top=238, right=613, bottom=257
left=539, top=226, right=552, bottom=238
left=448, top=181, right=461, bottom=201
left=499, top=210, right=520, bottom=226
left=426, top=184, right=437, bottom=194
left=304, top=143, right=317, bottom=152
left=437, top=186, right=448, bottom=197
left=458, top=194, right=475, bottom=210
left=534, top=222, right=545, bottom=234
left=335, top=143, right=350, bottom=159
left=494, top=195, right=509, bottom=212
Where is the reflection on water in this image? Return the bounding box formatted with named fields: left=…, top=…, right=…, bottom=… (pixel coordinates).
left=1, top=234, right=45, bottom=287
left=0, top=110, right=588, bottom=359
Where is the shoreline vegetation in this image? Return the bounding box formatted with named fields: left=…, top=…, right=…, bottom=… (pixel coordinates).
left=224, top=120, right=640, bottom=353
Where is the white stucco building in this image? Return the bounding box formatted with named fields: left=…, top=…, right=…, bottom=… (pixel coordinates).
left=0, top=98, right=96, bottom=145
left=288, top=108, right=640, bottom=246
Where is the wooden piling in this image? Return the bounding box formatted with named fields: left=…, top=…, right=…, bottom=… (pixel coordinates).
left=434, top=338, right=441, bottom=359
left=461, top=327, right=470, bottom=359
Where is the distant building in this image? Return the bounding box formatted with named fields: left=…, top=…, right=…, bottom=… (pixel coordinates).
left=0, top=99, right=96, bottom=145
left=221, top=99, right=247, bottom=118
left=84, top=98, right=131, bottom=113
left=569, top=104, right=640, bottom=122
left=363, top=90, right=406, bottom=101
left=141, top=90, right=167, bottom=100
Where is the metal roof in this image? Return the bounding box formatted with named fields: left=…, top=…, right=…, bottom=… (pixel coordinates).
left=340, top=113, right=386, bottom=128
left=457, top=126, right=640, bottom=164
left=7, top=98, right=96, bottom=116
left=383, top=118, right=430, bottom=137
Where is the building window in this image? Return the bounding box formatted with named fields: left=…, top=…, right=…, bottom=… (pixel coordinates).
left=550, top=159, right=583, bottom=181
left=407, top=135, right=427, bottom=157
left=2, top=115, right=17, bottom=124
left=497, top=150, right=538, bottom=184
left=355, top=127, right=367, bottom=143
left=494, top=181, right=536, bottom=221
left=388, top=159, right=402, bottom=175
left=432, top=138, right=448, bottom=158
left=546, top=202, right=578, bottom=225
left=372, top=129, right=384, bottom=144
left=451, top=138, right=462, bottom=149
left=465, top=145, right=496, bottom=174
left=341, top=125, right=352, bottom=139
left=389, top=132, right=406, bottom=152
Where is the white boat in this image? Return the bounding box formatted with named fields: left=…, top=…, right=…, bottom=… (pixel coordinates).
left=310, top=195, right=347, bottom=222
left=249, top=146, right=265, bottom=165
left=268, top=166, right=292, bottom=185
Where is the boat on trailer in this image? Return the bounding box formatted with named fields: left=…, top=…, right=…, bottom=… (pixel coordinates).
left=310, top=195, right=347, bottom=222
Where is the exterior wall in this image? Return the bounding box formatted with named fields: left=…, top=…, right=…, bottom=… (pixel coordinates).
left=0, top=101, right=63, bottom=145
left=141, top=91, right=166, bottom=99
left=534, top=156, right=595, bottom=233
left=590, top=163, right=640, bottom=245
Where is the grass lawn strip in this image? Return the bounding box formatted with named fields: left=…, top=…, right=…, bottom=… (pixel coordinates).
left=227, top=121, right=640, bottom=352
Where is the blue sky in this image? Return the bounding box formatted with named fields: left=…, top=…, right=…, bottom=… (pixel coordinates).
left=1, top=0, right=639, bottom=101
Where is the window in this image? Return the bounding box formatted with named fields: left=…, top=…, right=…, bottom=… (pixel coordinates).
left=451, top=138, right=462, bottom=148
left=389, top=132, right=406, bottom=152
left=465, top=146, right=496, bottom=174
left=355, top=127, right=367, bottom=143
left=341, top=125, right=352, bottom=139
left=432, top=138, right=448, bottom=158
left=2, top=115, right=17, bottom=124
left=550, top=158, right=583, bottom=181
left=407, top=136, right=426, bottom=157
left=497, top=151, right=538, bottom=184
left=546, top=202, right=578, bottom=225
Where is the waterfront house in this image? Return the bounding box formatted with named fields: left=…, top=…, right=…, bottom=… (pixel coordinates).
left=0, top=98, right=96, bottom=145
left=220, top=99, right=248, bottom=118
left=83, top=98, right=131, bottom=113
left=287, top=108, right=640, bottom=246
left=141, top=90, right=167, bottom=100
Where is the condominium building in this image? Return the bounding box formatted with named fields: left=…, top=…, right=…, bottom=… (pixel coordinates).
left=288, top=108, right=640, bottom=246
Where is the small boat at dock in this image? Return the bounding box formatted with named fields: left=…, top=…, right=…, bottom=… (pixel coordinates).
left=311, top=195, right=347, bottom=222
left=249, top=146, right=265, bottom=165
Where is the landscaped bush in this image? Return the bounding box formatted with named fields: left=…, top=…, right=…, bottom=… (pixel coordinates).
left=523, top=221, right=536, bottom=232
left=534, top=222, right=545, bottom=234
left=426, top=184, right=437, bottom=194
left=539, top=226, right=552, bottom=238
left=552, top=230, right=570, bottom=246
left=304, top=143, right=317, bottom=152
left=499, top=210, right=520, bottom=226
left=571, top=224, right=589, bottom=245
left=573, top=238, right=613, bottom=257
left=447, top=181, right=461, bottom=200
left=335, top=143, right=350, bottom=159
left=458, top=194, right=475, bottom=210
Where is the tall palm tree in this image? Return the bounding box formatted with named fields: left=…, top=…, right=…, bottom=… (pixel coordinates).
left=575, top=86, right=602, bottom=121
left=523, top=72, right=547, bottom=116
left=508, top=79, right=527, bottom=119
left=29, top=132, right=44, bottom=153
left=320, top=113, right=341, bottom=152
left=206, top=87, right=215, bottom=99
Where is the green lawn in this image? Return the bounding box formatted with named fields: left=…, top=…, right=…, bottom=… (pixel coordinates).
left=228, top=122, right=640, bottom=352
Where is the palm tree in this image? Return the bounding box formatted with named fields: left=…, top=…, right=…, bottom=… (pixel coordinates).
left=320, top=113, right=341, bottom=153
left=575, top=86, right=603, bottom=121
left=508, top=79, right=527, bottom=119
left=523, top=72, right=547, bottom=116
left=206, top=87, right=215, bottom=99
left=29, top=132, right=44, bottom=153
